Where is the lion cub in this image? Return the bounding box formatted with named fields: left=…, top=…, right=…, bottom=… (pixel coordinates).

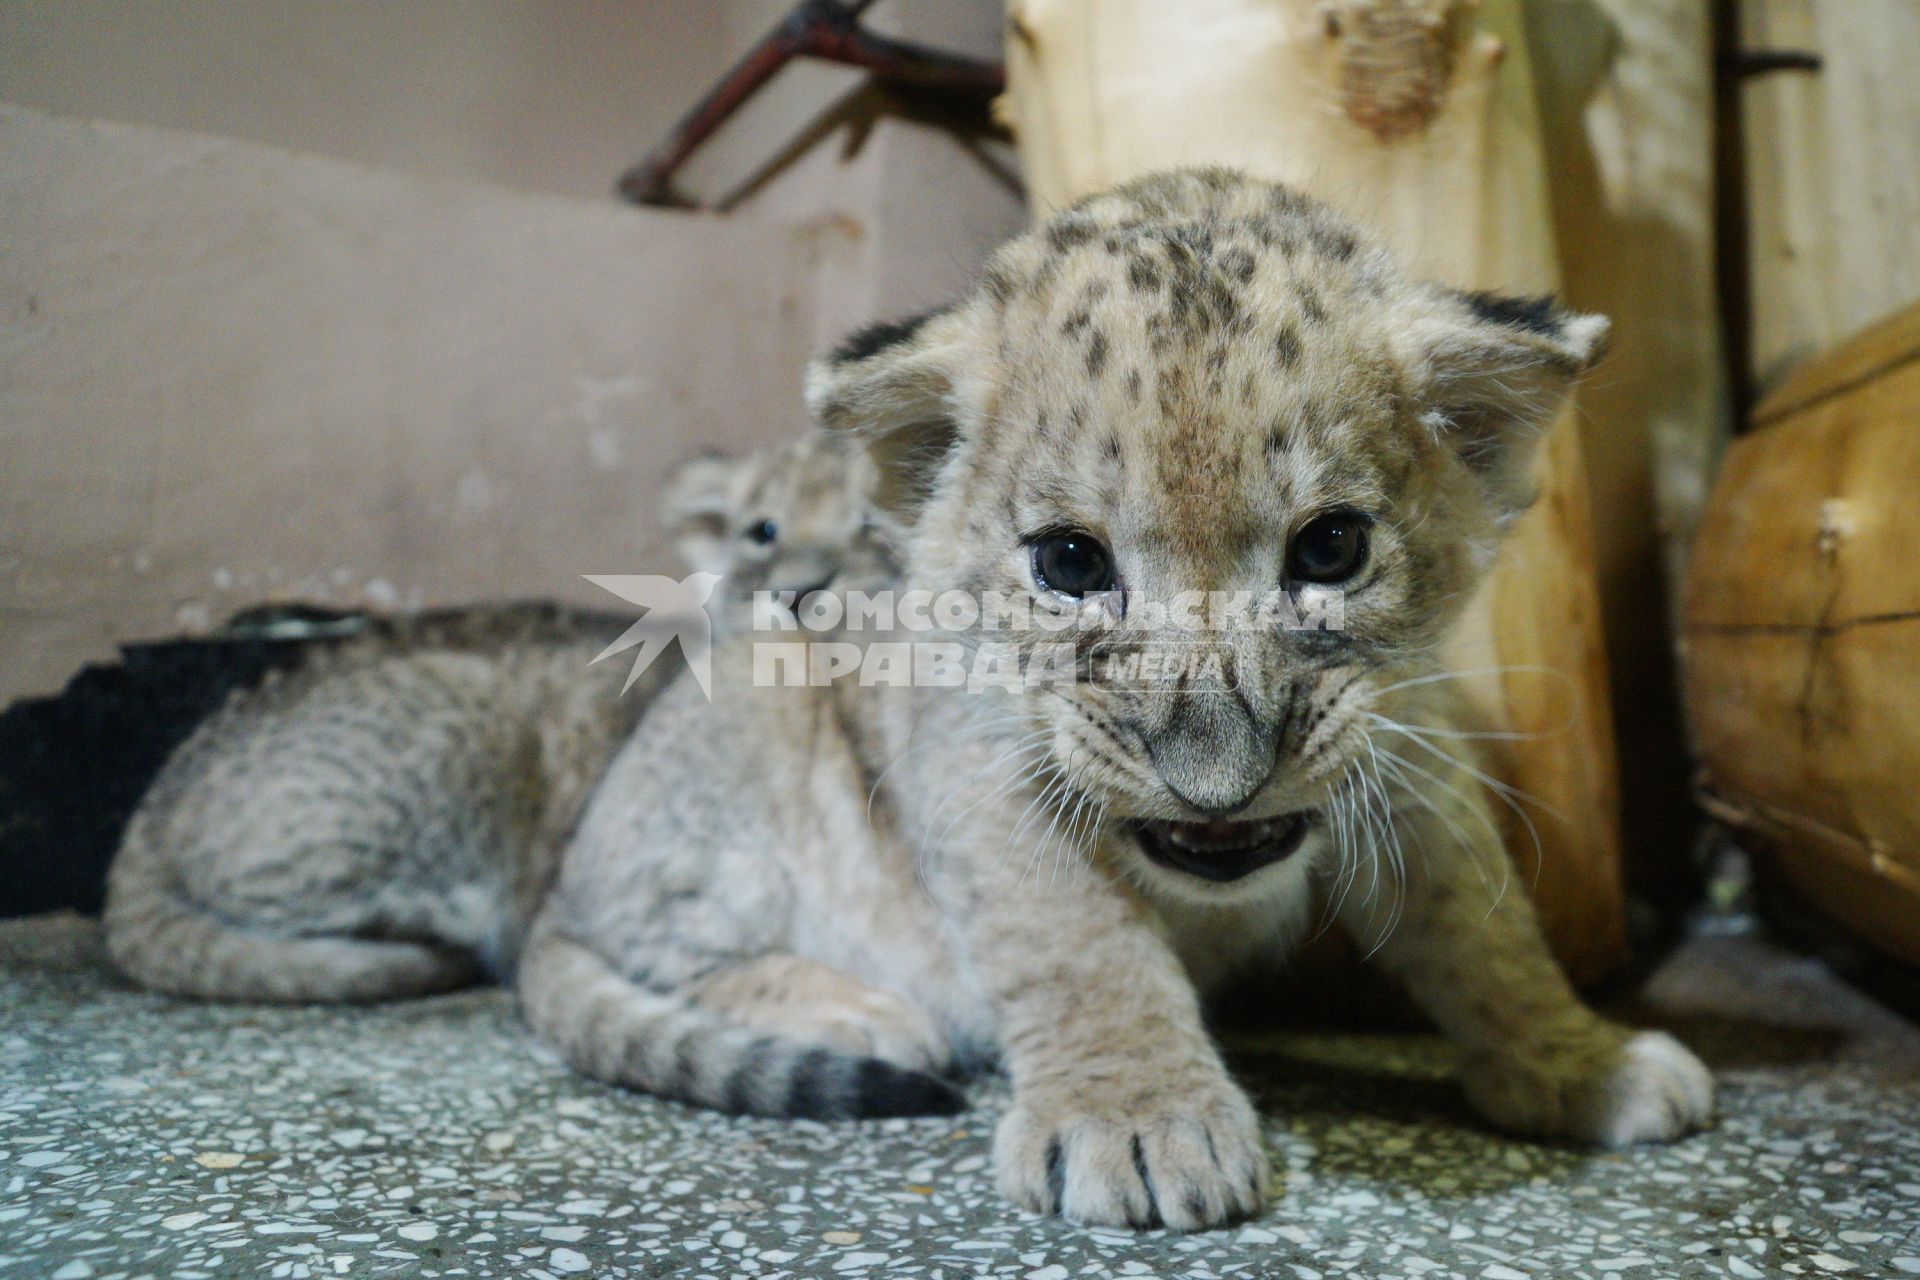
left=516, top=170, right=1712, bottom=1230
left=104, top=428, right=880, bottom=999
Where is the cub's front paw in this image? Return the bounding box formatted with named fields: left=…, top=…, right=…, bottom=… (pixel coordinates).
left=994, top=1077, right=1268, bottom=1231
left=1463, top=1028, right=1713, bottom=1148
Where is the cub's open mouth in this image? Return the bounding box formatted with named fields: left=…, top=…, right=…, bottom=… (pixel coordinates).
left=1131, top=813, right=1312, bottom=883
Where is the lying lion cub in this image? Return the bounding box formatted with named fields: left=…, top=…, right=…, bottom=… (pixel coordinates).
left=104, top=427, right=881, bottom=994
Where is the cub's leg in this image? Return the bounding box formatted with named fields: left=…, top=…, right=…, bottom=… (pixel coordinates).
left=690, top=954, right=949, bottom=1073
left=1340, top=728, right=1713, bottom=1146
left=516, top=922, right=963, bottom=1119
left=970, top=852, right=1270, bottom=1232
left=105, top=829, right=477, bottom=1003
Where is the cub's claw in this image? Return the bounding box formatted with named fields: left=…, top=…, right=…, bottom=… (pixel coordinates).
left=994, top=1080, right=1269, bottom=1231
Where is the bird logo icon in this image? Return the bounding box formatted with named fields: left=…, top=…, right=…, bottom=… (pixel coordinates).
left=581, top=572, right=724, bottom=698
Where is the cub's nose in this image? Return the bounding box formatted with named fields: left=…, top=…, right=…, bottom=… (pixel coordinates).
left=1164, top=778, right=1261, bottom=818
left=1144, top=694, right=1277, bottom=817
left=779, top=577, right=834, bottom=610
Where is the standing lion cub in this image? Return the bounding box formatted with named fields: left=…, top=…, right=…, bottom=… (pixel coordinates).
left=519, top=169, right=1710, bottom=1228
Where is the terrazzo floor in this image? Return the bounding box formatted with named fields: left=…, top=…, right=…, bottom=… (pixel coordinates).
left=2, top=913, right=1916, bottom=1279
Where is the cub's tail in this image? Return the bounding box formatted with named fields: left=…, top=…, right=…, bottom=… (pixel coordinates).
left=103, top=818, right=475, bottom=1004
left=516, top=930, right=965, bottom=1120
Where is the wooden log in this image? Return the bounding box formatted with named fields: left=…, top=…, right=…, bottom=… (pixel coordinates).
left=1000, top=0, right=1625, bottom=982
left=1684, top=302, right=1920, bottom=967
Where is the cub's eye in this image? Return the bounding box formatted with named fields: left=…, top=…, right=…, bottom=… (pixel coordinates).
left=1031, top=531, right=1117, bottom=599
left=1288, top=512, right=1370, bottom=584
left=744, top=518, right=778, bottom=546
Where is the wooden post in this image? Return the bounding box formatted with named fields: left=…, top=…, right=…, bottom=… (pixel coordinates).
left=1529, top=0, right=1728, bottom=917
left=1000, top=0, right=1625, bottom=982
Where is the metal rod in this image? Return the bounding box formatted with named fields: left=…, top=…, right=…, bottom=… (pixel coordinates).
left=1724, top=49, right=1823, bottom=77
left=617, top=0, right=1003, bottom=208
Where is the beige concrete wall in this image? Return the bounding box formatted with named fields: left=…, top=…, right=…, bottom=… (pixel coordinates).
left=0, top=0, right=1022, bottom=310
left=0, top=0, right=1018, bottom=226
left=0, top=0, right=724, bottom=203
left=0, top=0, right=1023, bottom=317
left=0, top=105, right=1015, bottom=703
left=0, top=3, right=1023, bottom=705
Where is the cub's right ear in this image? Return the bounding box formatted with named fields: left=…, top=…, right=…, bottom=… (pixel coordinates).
left=804, top=303, right=984, bottom=522
left=660, top=451, right=744, bottom=576
left=1397, top=288, right=1610, bottom=519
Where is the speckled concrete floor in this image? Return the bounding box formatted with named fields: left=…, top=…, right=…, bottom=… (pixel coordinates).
left=2, top=915, right=1916, bottom=1280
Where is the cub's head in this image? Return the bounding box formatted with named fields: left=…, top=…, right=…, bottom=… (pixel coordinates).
left=662, top=428, right=890, bottom=633
left=806, top=169, right=1607, bottom=899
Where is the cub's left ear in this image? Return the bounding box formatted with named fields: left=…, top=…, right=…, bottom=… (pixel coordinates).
left=1399, top=289, right=1610, bottom=515
left=804, top=303, right=984, bottom=523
